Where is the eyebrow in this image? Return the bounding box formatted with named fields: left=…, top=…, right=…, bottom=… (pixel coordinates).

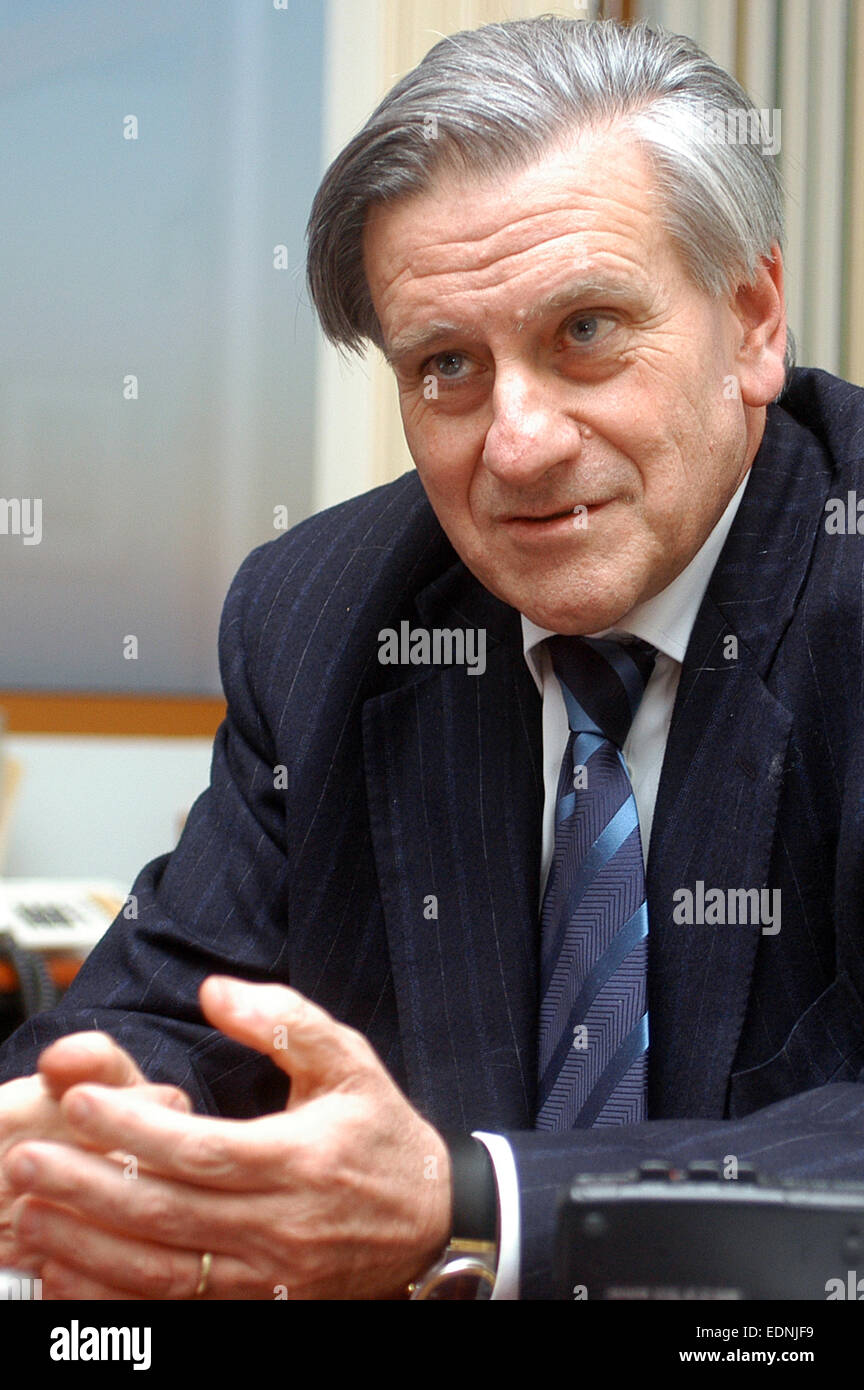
left=383, top=276, right=640, bottom=366
left=384, top=322, right=464, bottom=367
left=525, top=277, right=640, bottom=319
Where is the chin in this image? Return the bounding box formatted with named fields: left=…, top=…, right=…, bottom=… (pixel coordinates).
left=514, top=577, right=639, bottom=631
left=538, top=614, right=619, bottom=636
left=469, top=547, right=644, bottom=632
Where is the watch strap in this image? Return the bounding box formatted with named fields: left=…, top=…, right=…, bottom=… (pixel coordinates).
left=441, top=1131, right=498, bottom=1242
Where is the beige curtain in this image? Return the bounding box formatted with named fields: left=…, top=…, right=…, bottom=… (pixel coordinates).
left=847, top=2, right=864, bottom=385
left=641, top=0, right=864, bottom=385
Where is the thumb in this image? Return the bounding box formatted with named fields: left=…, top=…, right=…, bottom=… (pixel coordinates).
left=200, top=976, right=374, bottom=1101
left=38, top=1032, right=148, bottom=1101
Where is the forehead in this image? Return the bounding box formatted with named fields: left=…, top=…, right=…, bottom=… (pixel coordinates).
left=362, top=126, right=680, bottom=346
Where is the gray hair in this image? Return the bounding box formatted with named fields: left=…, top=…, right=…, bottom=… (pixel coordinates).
left=307, top=16, right=795, bottom=379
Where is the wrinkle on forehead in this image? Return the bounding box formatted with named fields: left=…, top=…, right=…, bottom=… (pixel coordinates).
left=368, top=174, right=657, bottom=283
left=375, top=231, right=655, bottom=332
left=364, top=137, right=673, bottom=349
left=383, top=261, right=656, bottom=364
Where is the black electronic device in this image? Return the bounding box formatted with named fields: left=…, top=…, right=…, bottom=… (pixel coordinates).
left=555, top=1161, right=864, bottom=1300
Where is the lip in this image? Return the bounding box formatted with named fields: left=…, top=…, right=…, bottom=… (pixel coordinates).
left=501, top=501, right=610, bottom=534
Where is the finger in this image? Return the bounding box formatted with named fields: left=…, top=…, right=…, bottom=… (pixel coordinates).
left=44, top=1085, right=194, bottom=1163
left=50, top=1084, right=306, bottom=1188
left=39, top=1260, right=143, bottom=1301
left=200, top=976, right=378, bottom=1097
left=4, top=1140, right=277, bottom=1257
left=137, top=1085, right=193, bottom=1114
left=64, top=1085, right=193, bottom=1160
left=14, top=1206, right=250, bottom=1301
left=38, top=1033, right=148, bottom=1100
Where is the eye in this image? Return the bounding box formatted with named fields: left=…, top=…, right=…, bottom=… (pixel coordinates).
left=563, top=314, right=617, bottom=347
left=428, top=351, right=469, bottom=378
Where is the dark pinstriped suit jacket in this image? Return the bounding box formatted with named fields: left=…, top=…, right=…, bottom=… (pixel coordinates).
left=4, top=366, right=864, bottom=1297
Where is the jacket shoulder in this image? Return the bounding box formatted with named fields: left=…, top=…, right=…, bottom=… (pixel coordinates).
left=779, top=367, right=864, bottom=469
left=230, top=471, right=451, bottom=607
left=217, top=471, right=458, bottom=703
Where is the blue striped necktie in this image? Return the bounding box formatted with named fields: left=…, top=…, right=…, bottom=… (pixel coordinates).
left=536, top=634, right=657, bottom=1131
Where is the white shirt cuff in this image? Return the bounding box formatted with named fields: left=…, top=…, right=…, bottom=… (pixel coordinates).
left=471, top=1130, right=520, bottom=1300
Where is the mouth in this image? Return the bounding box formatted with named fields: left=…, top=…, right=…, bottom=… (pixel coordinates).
left=502, top=501, right=610, bottom=533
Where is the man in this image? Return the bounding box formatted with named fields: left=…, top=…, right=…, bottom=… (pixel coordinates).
left=2, top=16, right=864, bottom=1300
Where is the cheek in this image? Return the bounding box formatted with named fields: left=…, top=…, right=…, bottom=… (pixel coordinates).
left=409, top=420, right=484, bottom=499
left=421, top=471, right=481, bottom=545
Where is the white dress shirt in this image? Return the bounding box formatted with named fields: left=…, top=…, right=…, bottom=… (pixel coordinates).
left=473, top=470, right=750, bottom=1299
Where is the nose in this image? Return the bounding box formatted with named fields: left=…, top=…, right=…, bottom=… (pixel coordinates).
left=481, top=363, right=582, bottom=483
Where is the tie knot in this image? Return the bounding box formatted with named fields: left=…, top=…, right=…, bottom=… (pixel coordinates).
left=548, top=634, right=657, bottom=746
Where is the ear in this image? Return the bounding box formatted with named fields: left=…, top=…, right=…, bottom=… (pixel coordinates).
left=730, top=243, right=788, bottom=406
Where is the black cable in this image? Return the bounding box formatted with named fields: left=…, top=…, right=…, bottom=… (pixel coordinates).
left=0, top=933, right=59, bottom=1017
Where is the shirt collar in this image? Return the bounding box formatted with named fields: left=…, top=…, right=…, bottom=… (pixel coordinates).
left=520, top=469, right=750, bottom=694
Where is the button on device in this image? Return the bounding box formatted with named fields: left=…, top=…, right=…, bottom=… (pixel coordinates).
left=686, top=1161, right=721, bottom=1181
left=732, top=1164, right=760, bottom=1183
left=581, top=1211, right=608, bottom=1237
left=637, top=1161, right=674, bottom=1181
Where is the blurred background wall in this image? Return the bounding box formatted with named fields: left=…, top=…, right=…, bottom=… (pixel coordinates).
left=1, top=0, right=324, bottom=695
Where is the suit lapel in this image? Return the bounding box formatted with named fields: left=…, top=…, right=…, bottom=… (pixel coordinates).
left=646, top=594, right=792, bottom=1117
left=647, top=403, right=833, bottom=1118
left=362, top=565, right=544, bottom=1132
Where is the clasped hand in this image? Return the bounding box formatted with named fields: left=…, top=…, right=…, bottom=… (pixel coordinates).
left=1, top=978, right=452, bottom=1299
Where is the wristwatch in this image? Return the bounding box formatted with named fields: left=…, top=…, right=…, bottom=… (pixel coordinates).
left=408, top=1134, right=499, bottom=1300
